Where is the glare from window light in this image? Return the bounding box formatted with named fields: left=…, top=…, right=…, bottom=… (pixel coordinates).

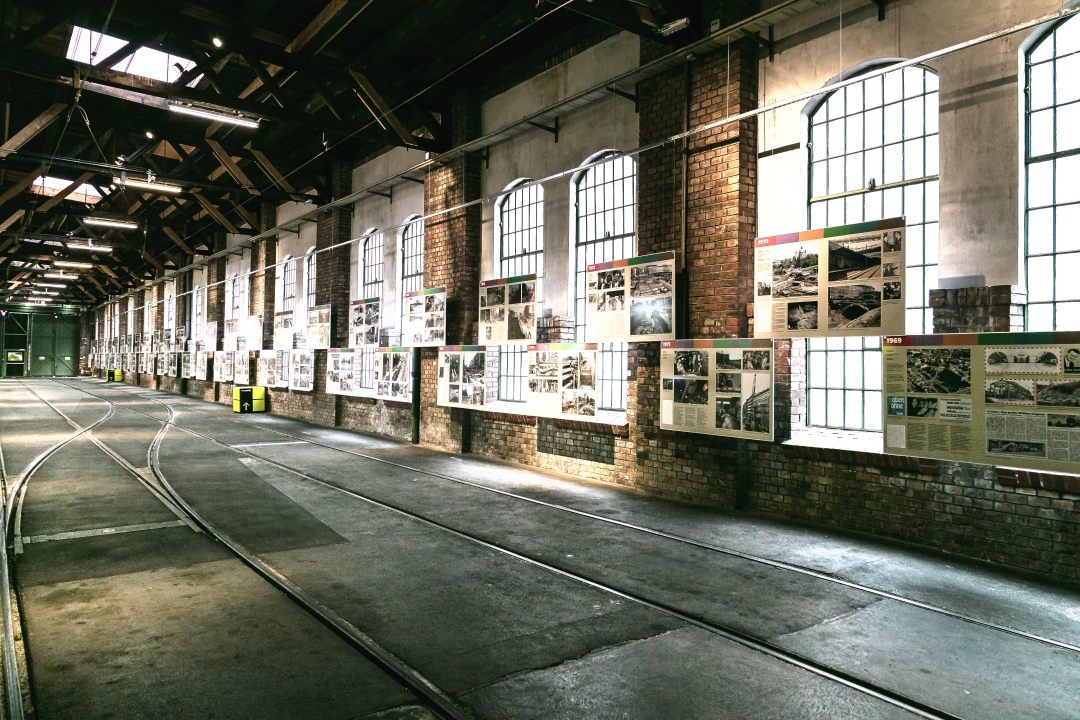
left=29, top=176, right=101, bottom=204
left=66, top=26, right=199, bottom=84
left=53, top=261, right=93, bottom=269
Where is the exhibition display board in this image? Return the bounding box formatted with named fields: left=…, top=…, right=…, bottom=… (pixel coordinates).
left=256, top=351, right=276, bottom=387
left=122, top=354, right=131, bottom=372
left=239, top=315, right=263, bottom=351
left=183, top=353, right=194, bottom=378
left=375, top=347, right=410, bottom=401
left=167, top=353, right=178, bottom=377
left=224, top=319, right=239, bottom=351
left=754, top=218, right=905, bottom=338
left=196, top=352, right=210, bottom=381
left=659, top=339, right=774, bottom=440
left=437, top=347, right=489, bottom=408
left=883, top=333, right=1080, bottom=473
left=585, top=251, right=675, bottom=343
left=137, top=353, right=146, bottom=374
left=306, top=305, right=332, bottom=349
left=478, top=275, right=537, bottom=344
left=202, top=322, right=217, bottom=352
left=274, top=311, right=295, bottom=350
left=327, top=348, right=373, bottom=396
left=403, top=288, right=446, bottom=347
left=289, top=349, right=315, bottom=391
left=527, top=343, right=598, bottom=420
left=214, top=351, right=235, bottom=382
left=349, top=298, right=380, bottom=347
left=234, top=351, right=252, bottom=386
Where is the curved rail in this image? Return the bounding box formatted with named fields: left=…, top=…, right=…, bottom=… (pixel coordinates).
left=64, top=380, right=965, bottom=720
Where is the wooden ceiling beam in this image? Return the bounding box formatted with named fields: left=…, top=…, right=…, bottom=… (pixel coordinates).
left=0, top=103, right=67, bottom=159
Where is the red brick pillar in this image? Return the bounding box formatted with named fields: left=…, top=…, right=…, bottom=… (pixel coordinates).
left=421, top=91, right=483, bottom=452
left=206, top=254, right=226, bottom=350
left=250, top=233, right=277, bottom=351
left=930, top=286, right=1026, bottom=334
left=316, top=161, right=353, bottom=347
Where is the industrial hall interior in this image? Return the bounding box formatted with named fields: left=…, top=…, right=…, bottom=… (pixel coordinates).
left=1, top=0, right=1079, bottom=717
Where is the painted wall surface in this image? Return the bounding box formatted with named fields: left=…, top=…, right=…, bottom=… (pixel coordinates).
left=757, top=0, right=1063, bottom=287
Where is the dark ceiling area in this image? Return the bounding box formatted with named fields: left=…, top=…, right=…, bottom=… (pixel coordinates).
left=0, top=0, right=702, bottom=305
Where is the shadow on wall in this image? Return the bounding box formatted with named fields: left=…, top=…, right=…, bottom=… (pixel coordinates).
left=536, top=418, right=616, bottom=464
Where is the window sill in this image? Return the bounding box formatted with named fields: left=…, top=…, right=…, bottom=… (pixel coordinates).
left=784, top=427, right=883, bottom=454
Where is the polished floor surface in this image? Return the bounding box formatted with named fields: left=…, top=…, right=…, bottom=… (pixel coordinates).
left=2, top=378, right=1079, bottom=719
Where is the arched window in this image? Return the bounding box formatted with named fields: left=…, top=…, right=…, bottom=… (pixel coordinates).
left=281, top=255, right=297, bottom=313
left=497, top=180, right=544, bottom=401
left=400, top=217, right=424, bottom=331
left=227, top=274, right=240, bottom=320
left=305, top=246, right=317, bottom=309
left=193, top=286, right=203, bottom=341
left=1025, top=13, right=1080, bottom=330
left=805, top=64, right=939, bottom=431
left=359, top=229, right=384, bottom=389
left=573, top=151, right=636, bottom=411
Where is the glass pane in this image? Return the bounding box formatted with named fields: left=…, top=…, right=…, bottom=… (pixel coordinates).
left=864, top=351, right=882, bottom=391
left=826, top=336, right=844, bottom=350
left=925, top=224, right=940, bottom=265
left=1027, top=255, right=1054, bottom=302
left=1056, top=302, right=1080, bottom=331
left=1030, top=35, right=1053, bottom=65
left=924, top=266, right=938, bottom=305
left=1028, top=207, right=1054, bottom=255
left=926, top=92, right=939, bottom=135
left=828, top=118, right=845, bottom=156
left=809, top=389, right=827, bottom=426
left=883, top=70, right=903, bottom=104
left=1030, top=108, right=1054, bottom=157
left=812, top=124, right=827, bottom=159
left=926, top=135, right=940, bottom=176
left=904, top=96, right=924, bottom=137
left=847, top=115, right=864, bottom=152
left=864, top=190, right=883, bottom=221
left=865, top=75, right=883, bottom=107
left=826, top=351, right=844, bottom=387
left=906, top=269, right=924, bottom=307
left=925, top=181, right=940, bottom=221
left=865, top=108, right=883, bottom=148
left=846, top=83, right=864, bottom=113
left=809, top=352, right=826, bottom=387
left=827, top=389, right=844, bottom=426
left=844, top=350, right=863, bottom=387
left=864, top=147, right=883, bottom=187
left=1028, top=160, right=1054, bottom=208
left=1059, top=14, right=1080, bottom=52
left=883, top=185, right=903, bottom=218
left=844, top=336, right=862, bottom=350
left=846, top=194, right=864, bottom=222
left=828, top=157, right=845, bottom=194
left=845, top=390, right=864, bottom=429
left=846, top=152, right=863, bottom=191
left=904, top=138, right=924, bottom=180
left=828, top=90, right=844, bottom=120
left=1058, top=102, right=1080, bottom=153
left=808, top=337, right=827, bottom=351
left=1059, top=53, right=1080, bottom=105
left=904, top=184, right=924, bottom=224
left=1058, top=203, right=1080, bottom=253
left=864, top=392, right=883, bottom=431
left=884, top=103, right=903, bottom=144
left=1030, top=62, right=1054, bottom=110
left=810, top=201, right=827, bottom=228
left=1058, top=154, right=1080, bottom=204
left=1056, top=252, right=1080, bottom=301
left=903, top=67, right=924, bottom=98
left=906, top=308, right=924, bottom=333
left=1027, top=302, right=1054, bottom=331
left=883, top=144, right=903, bottom=184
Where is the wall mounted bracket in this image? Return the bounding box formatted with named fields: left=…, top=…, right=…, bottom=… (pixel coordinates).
left=873, top=0, right=886, bottom=21
left=527, top=116, right=559, bottom=143
left=463, top=147, right=490, bottom=168
left=369, top=186, right=393, bottom=203
left=607, top=85, right=639, bottom=113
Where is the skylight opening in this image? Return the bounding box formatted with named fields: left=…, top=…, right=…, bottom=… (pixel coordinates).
left=66, top=27, right=202, bottom=85
left=29, top=176, right=101, bottom=205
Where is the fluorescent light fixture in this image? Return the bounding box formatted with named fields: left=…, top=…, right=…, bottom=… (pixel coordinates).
left=657, top=17, right=690, bottom=36
left=53, top=261, right=93, bottom=268
left=212, top=37, right=223, bottom=48
left=114, top=176, right=181, bottom=194
left=167, top=102, right=259, bottom=128
left=83, top=216, right=138, bottom=230
left=44, top=273, right=77, bottom=279
left=36, top=282, right=68, bottom=288
left=32, top=290, right=59, bottom=296
left=65, top=243, right=113, bottom=252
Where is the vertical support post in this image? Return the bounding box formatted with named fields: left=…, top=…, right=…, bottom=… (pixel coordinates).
left=411, top=346, right=421, bottom=444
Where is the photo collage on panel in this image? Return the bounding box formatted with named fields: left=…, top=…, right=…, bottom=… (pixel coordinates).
left=439, top=348, right=488, bottom=407
left=527, top=345, right=597, bottom=419
left=479, top=275, right=537, bottom=344
left=404, top=289, right=446, bottom=346
left=585, top=252, right=675, bottom=343
left=350, top=298, right=381, bottom=348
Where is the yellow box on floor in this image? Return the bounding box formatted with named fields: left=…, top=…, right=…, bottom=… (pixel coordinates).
left=107, top=369, right=122, bottom=382
left=232, top=386, right=266, bottom=413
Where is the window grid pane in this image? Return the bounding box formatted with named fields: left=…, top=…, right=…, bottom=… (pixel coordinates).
left=574, top=155, right=636, bottom=411
left=282, top=259, right=296, bottom=313
left=806, top=338, right=882, bottom=431
left=305, top=252, right=317, bottom=309
left=362, top=232, right=385, bottom=300
left=1026, top=16, right=1080, bottom=331
left=194, top=288, right=203, bottom=341
left=400, top=220, right=424, bottom=330
left=498, top=183, right=545, bottom=401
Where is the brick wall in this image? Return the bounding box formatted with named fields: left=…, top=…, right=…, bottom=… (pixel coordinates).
left=317, top=161, right=353, bottom=347
left=339, top=396, right=413, bottom=441
left=930, top=285, right=1026, bottom=334
left=250, top=236, right=277, bottom=350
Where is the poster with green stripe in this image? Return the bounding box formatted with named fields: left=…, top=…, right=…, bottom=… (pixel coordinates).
left=754, top=218, right=906, bottom=338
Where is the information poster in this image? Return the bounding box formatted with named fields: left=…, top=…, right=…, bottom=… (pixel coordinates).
left=122, top=354, right=131, bottom=372
left=437, top=347, right=489, bottom=408
left=306, top=305, right=332, bottom=350
left=183, top=353, right=195, bottom=378
left=375, top=347, right=411, bottom=401
left=256, top=351, right=276, bottom=387
left=754, top=218, right=905, bottom=338
left=289, top=349, right=315, bottom=392
left=326, top=348, right=372, bottom=397
left=273, top=350, right=289, bottom=388
left=585, top=252, right=675, bottom=343
left=659, top=339, right=774, bottom=440
left=167, top=353, right=179, bottom=377
left=223, top=319, right=239, bottom=352
left=234, top=351, right=252, bottom=386
left=151, top=330, right=161, bottom=353
left=137, top=353, right=146, bottom=374
left=274, top=311, right=294, bottom=350
left=202, top=321, right=217, bottom=352
left=196, top=352, right=210, bottom=381
left=349, top=298, right=381, bottom=347
left=527, top=344, right=598, bottom=420
left=213, top=350, right=233, bottom=382
left=243, top=315, right=263, bottom=352
left=403, top=288, right=446, bottom=347
left=478, top=275, right=537, bottom=344
left=882, top=332, right=1080, bottom=473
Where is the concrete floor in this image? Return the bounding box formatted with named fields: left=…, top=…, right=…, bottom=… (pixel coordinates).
left=3, top=378, right=1080, bottom=719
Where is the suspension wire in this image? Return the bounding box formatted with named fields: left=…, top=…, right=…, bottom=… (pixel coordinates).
left=88, top=3, right=1080, bottom=327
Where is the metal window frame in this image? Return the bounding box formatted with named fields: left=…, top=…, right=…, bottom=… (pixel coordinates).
left=282, top=256, right=296, bottom=314
left=361, top=231, right=385, bottom=300
left=400, top=219, right=425, bottom=330
left=305, top=249, right=317, bottom=309
left=1024, top=17, right=1080, bottom=330
left=805, top=337, right=883, bottom=431
left=497, top=181, right=545, bottom=402
left=193, top=286, right=203, bottom=340
left=573, top=153, right=636, bottom=412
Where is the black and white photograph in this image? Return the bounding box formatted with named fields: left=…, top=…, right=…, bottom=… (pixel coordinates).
left=757, top=281, right=771, bottom=296
left=828, top=284, right=882, bottom=329
left=562, top=388, right=596, bottom=416
left=1036, top=380, right=1080, bottom=407
left=426, top=312, right=444, bottom=328
left=605, top=290, right=625, bottom=313
left=741, top=375, right=771, bottom=433
left=883, top=281, right=902, bottom=301
left=630, top=263, right=673, bottom=297
left=1065, top=348, right=1080, bottom=374
left=907, top=348, right=971, bottom=395
left=509, top=283, right=523, bottom=305
left=520, top=281, right=536, bottom=304
left=483, top=286, right=505, bottom=308
left=742, top=351, right=771, bottom=371
left=985, top=378, right=1035, bottom=404
left=391, top=353, right=408, bottom=382
left=596, top=268, right=624, bottom=290
left=716, top=397, right=741, bottom=430
left=561, top=352, right=595, bottom=391
left=363, top=326, right=378, bottom=345
left=365, top=303, right=380, bottom=325
left=408, top=297, right=425, bottom=315
left=882, top=262, right=901, bottom=278
left=629, top=297, right=673, bottom=336
left=535, top=352, right=558, bottom=377
left=426, top=294, right=445, bottom=313
left=508, top=305, right=536, bottom=341
left=715, top=372, right=741, bottom=392
left=828, top=235, right=882, bottom=281
left=424, top=329, right=444, bottom=344
left=985, top=348, right=1061, bottom=374
left=540, top=378, right=559, bottom=394
left=715, top=350, right=742, bottom=369
left=884, top=230, right=902, bottom=253
left=662, top=378, right=673, bottom=390
left=771, top=243, right=819, bottom=296
left=987, top=439, right=1047, bottom=458
left=1048, top=414, right=1080, bottom=428
left=462, top=352, right=486, bottom=384
left=673, top=378, right=709, bottom=405
left=673, top=350, right=708, bottom=376
left=378, top=381, right=390, bottom=397
left=449, top=354, right=461, bottom=383
left=787, top=301, right=819, bottom=330
left=907, top=396, right=939, bottom=417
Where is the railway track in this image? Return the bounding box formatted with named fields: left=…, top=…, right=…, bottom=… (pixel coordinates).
left=55, top=378, right=972, bottom=720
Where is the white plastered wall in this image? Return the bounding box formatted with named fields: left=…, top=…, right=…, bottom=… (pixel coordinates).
left=757, top=0, right=1063, bottom=288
